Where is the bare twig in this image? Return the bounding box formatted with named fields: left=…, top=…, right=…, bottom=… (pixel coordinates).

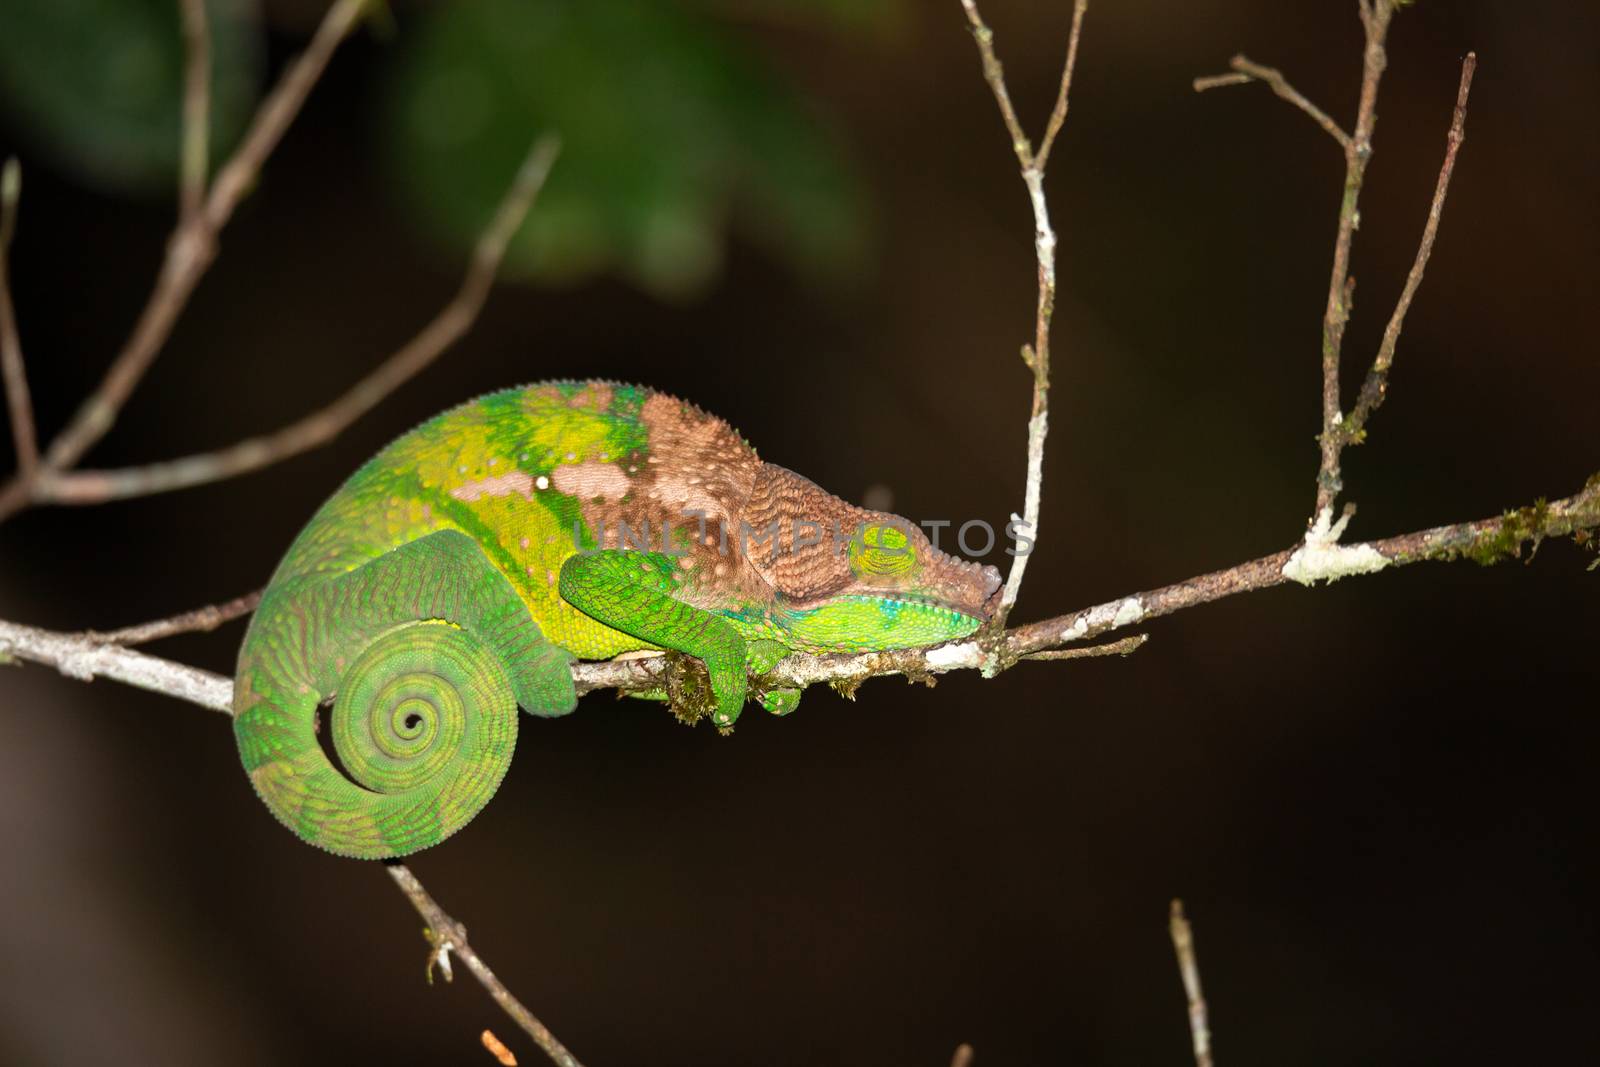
left=14, top=0, right=371, bottom=495
left=1020, top=633, right=1147, bottom=661
left=0, top=617, right=234, bottom=711
left=87, top=589, right=261, bottom=646
left=1309, top=0, right=1395, bottom=521
left=1193, top=55, right=1352, bottom=149
left=0, top=157, right=35, bottom=476
left=1034, top=0, right=1090, bottom=172
left=177, top=0, right=212, bottom=225
left=39, top=136, right=561, bottom=505
left=1345, top=53, right=1477, bottom=439
left=958, top=0, right=1090, bottom=626
left=1169, top=900, right=1213, bottom=1067
left=386, top=864, right=584, bottom=1067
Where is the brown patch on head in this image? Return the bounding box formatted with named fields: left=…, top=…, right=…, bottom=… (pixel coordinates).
left=742, top=464, right=868, bottom=601
left=743, top=463, right=1002, bottom=620
left=637, top=393, right=760, bottom=522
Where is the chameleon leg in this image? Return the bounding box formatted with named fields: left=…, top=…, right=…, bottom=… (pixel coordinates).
left=234, top=530, right=575, bottom=859
left=746, top=638, right=801, bottom=716
left=559, top=550, right=750, bottom=727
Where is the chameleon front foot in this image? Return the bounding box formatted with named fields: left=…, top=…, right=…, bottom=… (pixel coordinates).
left=560, top=550, right=752, bottom=728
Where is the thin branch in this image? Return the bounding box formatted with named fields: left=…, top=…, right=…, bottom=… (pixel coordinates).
left=1311, top=1, right=1394, bottom=520
left=34, top=0, right=371, bottom=480
left=1193, top=55, right=1352, bottom=149
left=1169, top=900, right=1213, bottom=1067
left=0, top=157, right=36, bottom=476
left=1034, top=0, right=1090, bottom=172
left=0, top=618, right=234, bottom=711
left=1020, top=633, right=1147, bottom=661
left=386, top=864, right=584, bottom=1067
left=958, top=0, right=1034, bottom=166
left=39, top=135, right=562, bottom=505
left=177, top=0, right=212, bottom=226
left=87, top=589, right=261, bottom=646
left=1345, top=52, right=1476, bottom=439
left=958, top=0, right=1090, bottom=627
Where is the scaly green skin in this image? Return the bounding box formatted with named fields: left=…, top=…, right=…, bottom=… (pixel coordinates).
left=235, top=381, right=1001, bottom=858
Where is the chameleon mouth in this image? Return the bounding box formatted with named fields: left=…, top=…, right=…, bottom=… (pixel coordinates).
left=783, top=558, right=1002, bottom=625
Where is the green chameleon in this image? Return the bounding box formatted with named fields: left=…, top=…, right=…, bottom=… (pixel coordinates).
left=234, top=381, right=1001, bottom=858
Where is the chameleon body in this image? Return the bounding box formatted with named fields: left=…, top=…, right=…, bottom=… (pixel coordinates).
left=234, top=381, right=1001, bottom=858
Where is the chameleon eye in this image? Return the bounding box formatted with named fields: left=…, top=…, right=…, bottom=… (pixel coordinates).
left=851, top=523, right=916, bottom=577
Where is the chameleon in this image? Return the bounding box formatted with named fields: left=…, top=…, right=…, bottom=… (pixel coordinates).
left=234, top=381, right=1002, bottom=859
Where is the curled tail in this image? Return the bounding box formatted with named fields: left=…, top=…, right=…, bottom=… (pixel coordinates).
left=233, top=530, right=576, bottom=859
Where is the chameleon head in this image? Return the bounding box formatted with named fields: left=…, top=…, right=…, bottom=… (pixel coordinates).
left=745, top=465, right=1003, bottom=652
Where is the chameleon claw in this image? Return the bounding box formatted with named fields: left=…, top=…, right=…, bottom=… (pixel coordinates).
left=423, top=918, right=467, bottom=985
left=759, top=688, right=802, bottom=716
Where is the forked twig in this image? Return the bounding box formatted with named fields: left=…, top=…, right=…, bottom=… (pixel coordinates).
left=958, top=0, right=1090, bottom=627
left=41, top=0, right=372, bottom=476
left=1194, top=55, right=1352, bottom=148
left=87, top=590, right=262, bottom=646
left=39, top=136, right=562, bottom=505
left=1195, top=4, right=1476, bottom=535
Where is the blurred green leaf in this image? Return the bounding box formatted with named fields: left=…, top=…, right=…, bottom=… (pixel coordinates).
left=0, top=0, right=262, bottom=195
left=385, top=0, right=868, bottom=299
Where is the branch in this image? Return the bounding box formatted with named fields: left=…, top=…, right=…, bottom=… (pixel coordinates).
left=1193, top=55, right=1352, bottom=149
left=958, top=0, right=1090, bottom=626
left=386, top=864, right=585, bottom=1067
left=37, top=135, right=562, bottom=505
left=0, top=0, right=372, bottom=524
left=0, top=617, right=233, bottom=711
left=0, top=157, right=35, bottom=477
left=1169, top=900, right=1213, bottom=1067
left=87, top=589, right=262, bottom=646
left=1310, top=0, right=1394, bottom=520
left=1033, top=0, right=1089, bottom=173
left=585, top=477, right=1600, bottom=698
left=1345, top=53, right=1477, bottom=439
left=6, top=477, right=1595, bottom=712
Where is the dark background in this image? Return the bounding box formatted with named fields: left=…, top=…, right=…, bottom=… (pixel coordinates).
left=2, top=1, right=1597, bottom=1064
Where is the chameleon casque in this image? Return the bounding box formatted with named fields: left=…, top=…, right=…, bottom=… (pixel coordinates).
left=234, top=381, right=1002, bottom=858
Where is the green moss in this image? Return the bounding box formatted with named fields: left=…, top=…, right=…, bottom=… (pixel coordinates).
left=1462, top=498, right=1550, bottom=567
left=830, top=677, right=863, bottom=701
left=662, top=652, right=715, bottom=726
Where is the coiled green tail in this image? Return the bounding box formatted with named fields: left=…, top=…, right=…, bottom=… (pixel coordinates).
left=234, top=530, right=576, bottom=858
